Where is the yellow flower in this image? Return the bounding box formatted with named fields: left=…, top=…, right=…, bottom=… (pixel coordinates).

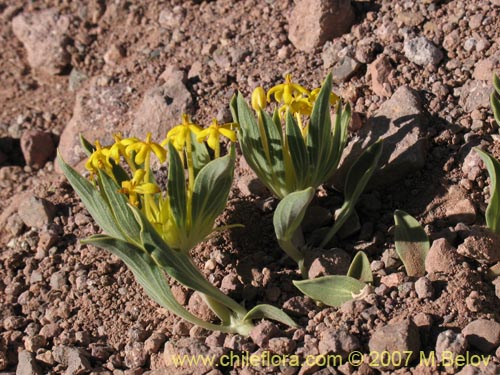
left=85, top=141, right=112, bottom=175
left=267, top=73, right=310, bottom=106
left=251, top=86, right=267, bottom=111
left=162, top=114, right=202, bottom=151
left=197, top=119, right=238, bottom=152
left=119, top=169, right=160, bottom=206
left=108, top=133, right=139, bottom=163
left=309, top=88, right=340, bottom=107
left=126, top=132, right=166, bottom=165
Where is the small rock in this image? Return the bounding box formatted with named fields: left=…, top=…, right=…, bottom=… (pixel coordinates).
left=462, top=148, right=484, bottom=181
left=268, top=337, right=296, bottom=355
left=436, top=330, right=467, bottom=362
left=445, top=197, right=477, bottom=225
left=456, top=80, right=493, bottom=113
left=331, top=56, right=361, bottom=83
left=124, top=342, right=147, bottom=368
left=414, top=277, right=434, bottom=299
left=318, top=328, right=360, bottom=358
left=20, top=130, right=55, bottom=169
left=457, top=225, right=500, bottom=263
left=144, top=333, right=167, bottom=355
left=68, top=69, right=88, bottom=92
left=473, top=57, right=500, bottom=82
left=250, top=321, right=280, bottom=347
left=163, top=338, right=223, bottom=372
left=368, top=320, right=420, bottom=369
left=53, top=346, right=91, bottom=375
left=321, top=41, right=343, bottom=68
left=288, top=0, right=355, bottom=52
left=18, top=196, right=56, bottom=229
left=425, top=238, right=461, bottom=274
left=103, top=44, right=124, bottom=66
left=305, top=248, right=351, bottom=279
left=443, top=29, right=460, bottom=52
left=465, top=291, right=481, bottom=312
left=368, top=55, right=393, bottom=97
left=6, top=214, right=25, bottom=236
left=12, top=9, right=70, bottom=74
left=130, top=66, right=192, bottom=142
left=16, top=351, right=43, bottom=375
left=333, top=86, right=427, bottom=189
left=283, top=296, right=317, bottom=317
left=38, top=230, right=59, bottom=251
left=39, top=323, right=61, bottom=339
left=49, top=271, right=67, bottom=290
left=380, top=272, right=405, bottom=288
left=188, top=292, right=217, bottom=322
left=220, top=274, right=241, bottom=293
left=463, top=319, right=500, bottom=352
left=404, top=37, right=443, bottom=66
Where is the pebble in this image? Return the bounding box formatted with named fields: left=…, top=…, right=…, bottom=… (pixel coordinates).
left=305, top=248, right=351, bottom=279
left=318, top=328, right=360, bottom=358
left=436, top=330, right=467, bottom=362
left=288, top=0, right=354, bottom=52
left=20, top=130, right=55, bottom=169
left=250, top=321, right=280, bottom=347
left=331, top=56, right=361, bottom=83
left=414, top=277, right=434, bottom=299
left=124, top=342, right=147, bottom=368
left=368, top=320, right=420, bottom=369
left=16, top=351, right=43, bottom=375
left=368, top=54, right=393, bottom=97
left=425, top=238, right=461, bottom=274
left=18, top=196, right=56, bottom=229
left=457, top=226, right=500, bottom=263
left=462, top=319, right=500, bottom=353
left=403, top=36, right=443, bottom=66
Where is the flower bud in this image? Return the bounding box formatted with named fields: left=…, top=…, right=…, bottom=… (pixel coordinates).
left=251, top=86, right=266, bottom=111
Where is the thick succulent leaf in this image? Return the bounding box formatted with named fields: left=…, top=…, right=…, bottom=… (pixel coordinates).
left=308, top=74, right=333, bottom=182
left=98, top=170, right=141, bottom=244
left=82, top=234, right=226, bottom=330
left=191, top=146, right=235, bottom=235
left=229, top=94, right=239, bottom=124
left=236, top=93, right=279, bottom=196
left=492, top=74, right=500, bottom=127
left=293, top=275, right=366, bottom=307
left=325, top=102, right=351, bottom=180
left=475, top=147, right=500, bottom=234
left=261, top=109, right=286, bottom=188
left=243, top=304, right=298, bottom=328
left=393, top=210, right=429, bottom=277
left=320, top=140, right=383, bottom=247
left=347, top=251, right=373, bottom=283
left=57, top=153, right=124, bottom=240
left=286, top=111, right=308, bottom=188
left=190, top=131, right=211, bottom=177
left=167, top=142, right=187, bottom=231
left=130, top=205, right=248, bottom=317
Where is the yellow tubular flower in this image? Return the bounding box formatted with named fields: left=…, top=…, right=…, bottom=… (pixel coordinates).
left=125, top=132, right=167, bottom=165
left=119, top=169, right=160, bottom=206
left=85, top=141, right=113, bottom=176
left=309, top=87, right=340, bottom=106
left=251, top=86, right=267, bottom=111
left=267, top=73, right=310, bottom=106
left=162, top=114, right=202, bottom=151
left=197, top=119, right=238, bottom=157
left=108, top=133, right=139, bottom=163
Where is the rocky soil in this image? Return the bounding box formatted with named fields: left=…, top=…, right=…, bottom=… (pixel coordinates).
left=1, top=0, right=500, bottom=374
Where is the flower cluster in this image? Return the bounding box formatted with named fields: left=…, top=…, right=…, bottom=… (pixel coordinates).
left=83, top=115, right=238, bottom=251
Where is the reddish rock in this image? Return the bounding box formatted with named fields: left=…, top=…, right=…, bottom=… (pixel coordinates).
left=425, top=238, right=461, bottom=274
left=457, top=226, right=500, bottom=263
left=12, top=9, right=70, bottom=75
left=18, top=195, right=56, bottom=229
left=20, top=130, right=55, bottom=168
left=368, top=55, right=393, bottom=97
left=463, top=319, right=500, bottom=353
left=288, top=0, right=355, bottom=52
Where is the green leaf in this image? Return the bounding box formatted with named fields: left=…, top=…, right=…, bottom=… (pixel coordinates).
left=79, top=134, right=95, bottom=156
left=229, top=94, right=239, bottom=124
left=97, top=170, right=141, bottom=244
left=475, top=148, right=500, bottom=234
left=191, top=146, right=235, bottom=237
left=492, top=74, right=500, bottom=127
left=167, top=142, right=187, bottom=231
left=273, top=187, right=315, bottom=263
left=320, top=140, right=383, bottom=248
left=293, top=275, right=366, bottom=307
left=243, top=304, right=298, bottom=328
left=308, top=73, right=333, bottom=177
left=325, top=102, right=351, bottom=180
left=393, top=210, right=429, bottom=277
left=82, top=234, right=229, bottom=331
left=347, top=251, right=373, bottom=283
left=190, top=131, right=211, bottom=177
left=286, top=111, right=308, bottom=188
left=261, top=109, right=286, bottom=188
left=57, top=152, right=124, bottom=240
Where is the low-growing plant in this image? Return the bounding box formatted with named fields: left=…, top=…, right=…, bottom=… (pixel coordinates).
left=393, top=210, right=429, bottom=277
left=232, top=73, right=383, bottom=275
left=293, top=251, right=373, bottom=307
left=474, top=147, right=500, bottom=235
left=58, top=116, right=296, bottom=336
